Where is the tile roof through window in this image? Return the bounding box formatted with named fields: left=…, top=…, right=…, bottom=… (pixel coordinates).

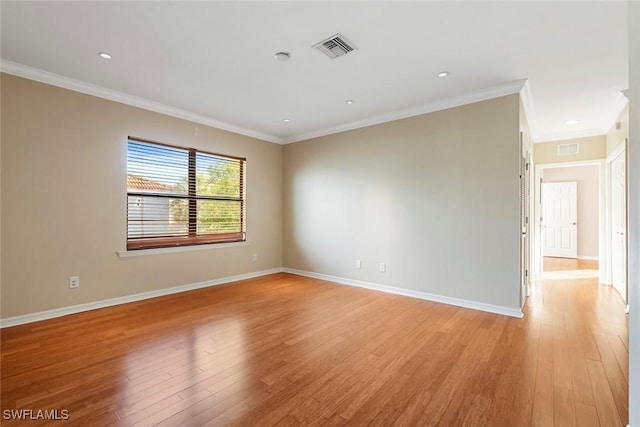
left=127, top=174, right=176, bottom=192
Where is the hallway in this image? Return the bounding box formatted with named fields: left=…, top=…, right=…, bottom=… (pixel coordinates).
left=528, top=258, right=628, bottom=426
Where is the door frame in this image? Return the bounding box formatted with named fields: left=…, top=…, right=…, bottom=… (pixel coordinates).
left=533, top=159, right=606, bottom=283
left=520, top=132, right=532, bottom=307
left=606, top=140, right=628, bottom=306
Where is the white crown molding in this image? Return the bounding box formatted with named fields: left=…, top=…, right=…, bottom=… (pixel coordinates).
left=533, top=93, right=627, bottom=144
left=534, top=127, right=607, bottom=144
left=282, top=79, right=529, bottom=144
left=0, top=59, right=284, bottom=145
left=283, top=268, right=524, bottom=318
left=606, top=139, right=627, bottom=162
left=596, top=94, right=629, bottom=138
left=0, top=268, right=284, bottom=328
left=2, top=61, right=536, bottom=147
left=519, top=79, right=539, bottom=140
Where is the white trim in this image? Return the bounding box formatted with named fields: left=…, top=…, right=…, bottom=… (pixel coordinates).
left=604, top=153, right=613, bottom=286
left=519, top=80, right=538, bottom=141
left=577, top=256, right=599, bottom=261
left=534, top=98, right=626, bottom=144
left=606, top=141, right=628, bottom=301
left=117, top=240, right=250, bottom=258
left=535, top=160, right=606, bottom=169
left=534, top=128, right=608, bottom=144
left=0, top=60, right=283, bottom=144
left=2, top=61, right=531, bottom=147
left=0, top=268, right=284, bottom=328
left=282, top=79, right=528, bottom=144
left=283, top=268, right=524, bottom=318
left=607, top=140, right=627, bottom=162
left=533, top=160, right=606, bottom=285
left=604, top=143, right=626, bottom=287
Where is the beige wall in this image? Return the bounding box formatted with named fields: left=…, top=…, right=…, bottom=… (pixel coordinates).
left=283, top=95, right=522, bottom=310
left=606, top=104, right=629, bottom=156
left=1, top=74, right=283, bottom=318
left=534, top=135, right=606, bottom=164
left=542, top=165, right=599, bottom=259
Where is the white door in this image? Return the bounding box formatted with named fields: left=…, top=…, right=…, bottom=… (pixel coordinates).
left=611, top=151, right=627, bottom=302
left=542, top=181, right=578, bottom=258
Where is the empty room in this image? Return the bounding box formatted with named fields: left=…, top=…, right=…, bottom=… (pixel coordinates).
left=1, top=2, right=639, bottom=426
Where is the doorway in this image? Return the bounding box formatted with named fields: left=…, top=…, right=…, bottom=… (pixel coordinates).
left=542, top=181, right=578, bottom=258
left=533, top=161, right=605, bottom=282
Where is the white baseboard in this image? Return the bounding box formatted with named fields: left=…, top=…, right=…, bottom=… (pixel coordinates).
left=577, top=256, right=599, bottom=261
left=0, top=268, right=284, bottom=328
left=283, top=268, right=523, bottom=318
left=1, top=267, right=524, bottom=327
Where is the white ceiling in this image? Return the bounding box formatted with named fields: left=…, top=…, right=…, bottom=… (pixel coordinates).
left=0, top=1, right=629, bottom=144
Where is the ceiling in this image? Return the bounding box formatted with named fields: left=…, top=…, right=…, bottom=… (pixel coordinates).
left=0, top=1, right=629, bottom=144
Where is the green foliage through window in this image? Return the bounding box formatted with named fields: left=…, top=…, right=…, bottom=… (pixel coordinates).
left=126, top=138, right=246, bottom=250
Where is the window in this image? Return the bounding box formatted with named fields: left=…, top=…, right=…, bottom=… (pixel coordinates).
left=126, top=137, right=246, bottom=250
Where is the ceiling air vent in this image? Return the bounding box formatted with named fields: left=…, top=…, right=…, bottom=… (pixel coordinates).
left=313, top=33, right=357, bottom=59
left=557, top=142, right=580, bottom=156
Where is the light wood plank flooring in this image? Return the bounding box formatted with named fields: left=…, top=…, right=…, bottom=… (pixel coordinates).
left=544, top=256, right=599, bottom=272
left=1, top=269, right=628, bottom=426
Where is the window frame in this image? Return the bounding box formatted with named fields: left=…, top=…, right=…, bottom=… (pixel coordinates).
left=126, top=137, right=246, bottom=251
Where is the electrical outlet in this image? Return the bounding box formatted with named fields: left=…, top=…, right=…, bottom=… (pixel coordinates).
left=69, top=276, right=80, bottom=289
left=379, top=263, right=386, bottom=273
left=355, top=259, right=361, bottom=269
left=252, top=253, right=258, bottom=262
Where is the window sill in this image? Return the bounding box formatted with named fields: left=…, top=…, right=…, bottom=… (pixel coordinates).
left=117, top=240, right=250, bottom=258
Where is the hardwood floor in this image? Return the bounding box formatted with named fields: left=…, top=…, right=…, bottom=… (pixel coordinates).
left=543, top=256, right=599, bottom=272
left=1, top=271, right=628, bottom=426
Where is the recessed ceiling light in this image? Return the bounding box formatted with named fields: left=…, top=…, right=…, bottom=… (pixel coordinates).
left=346, top=100, right=354, bottom=105
left=274, top=52, right=291, bottom=62
left=283, top=119, right=291, bottom=123
left=565, top=119, right=581, bottom=126
left=437, top=71, right=449, bottom=78
left=98, top=52, right=112, bottom=60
